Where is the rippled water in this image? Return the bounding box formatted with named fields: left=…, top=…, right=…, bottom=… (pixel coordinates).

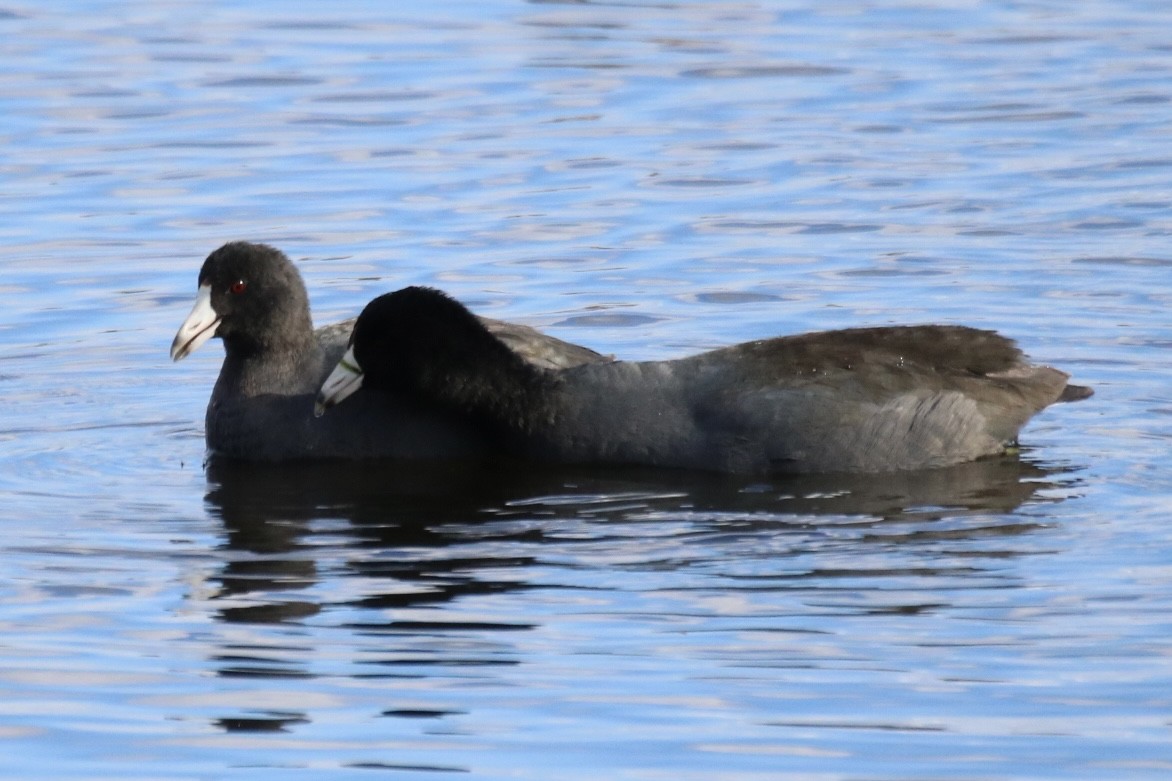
left=3, top=1, right=1172, bottom=778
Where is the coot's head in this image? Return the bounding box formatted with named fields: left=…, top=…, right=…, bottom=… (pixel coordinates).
left=171, top=242, right=311, bottom=361
left=315, top=286, right=494, bottom=415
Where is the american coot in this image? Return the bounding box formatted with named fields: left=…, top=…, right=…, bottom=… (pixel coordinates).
left=317, top=286, right=1092, bottom=474
left=171, top=242, right=609, bottom=461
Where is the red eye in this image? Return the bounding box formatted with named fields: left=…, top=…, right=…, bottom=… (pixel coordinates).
left=229, top=280, right=247, bottom=295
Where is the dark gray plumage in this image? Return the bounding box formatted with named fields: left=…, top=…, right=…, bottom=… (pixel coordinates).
left=317, top=286, right=1092, bottom=474
left=171, top=242, right=608, bottom=461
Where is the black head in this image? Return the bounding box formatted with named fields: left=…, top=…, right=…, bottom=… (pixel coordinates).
left=350, top=286, right=526, bottom=397
left=188, top=241, right=313, bottom=357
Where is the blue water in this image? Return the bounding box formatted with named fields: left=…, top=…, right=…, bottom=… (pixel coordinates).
left=2, top=1, right=1172, bottom=778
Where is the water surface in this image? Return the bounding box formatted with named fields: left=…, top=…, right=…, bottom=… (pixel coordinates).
left=2, top=1, right=1171, bottom=779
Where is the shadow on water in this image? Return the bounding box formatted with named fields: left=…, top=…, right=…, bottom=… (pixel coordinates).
left=199, top=454, right=1080, bottom=737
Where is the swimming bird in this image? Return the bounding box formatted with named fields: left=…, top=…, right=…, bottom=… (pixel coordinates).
left=316, top=286, right=1092, bottom=474
left=171, top=242, right=608, bottom=461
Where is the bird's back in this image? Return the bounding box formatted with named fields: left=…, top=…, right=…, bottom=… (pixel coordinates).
left=531, top=325, right=1083, bottom=473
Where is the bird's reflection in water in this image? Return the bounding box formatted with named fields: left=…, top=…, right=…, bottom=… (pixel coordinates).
left=204, top=452, right=1075, bottom=614
left=200, top=453, right=1079, bottom=732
